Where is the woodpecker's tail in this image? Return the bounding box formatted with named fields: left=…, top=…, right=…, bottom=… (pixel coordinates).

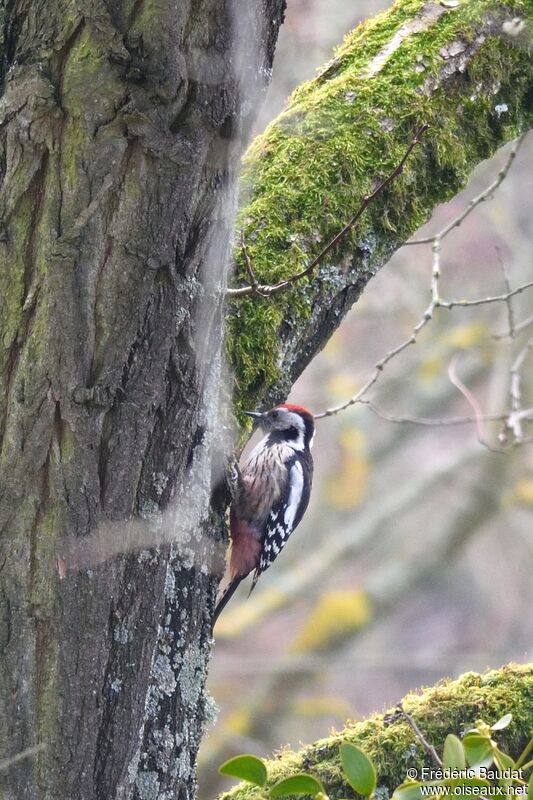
left=212, top=577, right=242, bottom=628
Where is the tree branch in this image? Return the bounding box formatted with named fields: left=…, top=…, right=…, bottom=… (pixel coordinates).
left=217, top=666, right=533, bottom=800
left=228, top=0, right=533, bottom=423
left=228, top=125, right=428, bottom=298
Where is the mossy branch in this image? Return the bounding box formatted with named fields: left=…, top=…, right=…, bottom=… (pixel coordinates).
left=219, top=664, right=533, bottom=800
left=228, top=0, right=533, bottom=424
left=228, top=124, right=429, bottom=298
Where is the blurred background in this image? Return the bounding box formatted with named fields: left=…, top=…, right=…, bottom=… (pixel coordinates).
left=202, top=2, right=533, bottom=796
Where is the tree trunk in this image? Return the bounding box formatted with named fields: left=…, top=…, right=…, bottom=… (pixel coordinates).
left=0, top=2, right=285, bottom=799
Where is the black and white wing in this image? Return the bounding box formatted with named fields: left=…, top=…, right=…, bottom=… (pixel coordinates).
left=250, top=456, right=312, bottom=591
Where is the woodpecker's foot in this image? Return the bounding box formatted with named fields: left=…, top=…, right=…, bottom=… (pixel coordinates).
left=225, top=455, right=241, bottom=501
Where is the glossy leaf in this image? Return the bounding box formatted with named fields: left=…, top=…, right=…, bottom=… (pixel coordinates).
left=494, top=749, right=514, bottom=771
left=270, top=774, right=325, bottom=797
left=493, top=749, right=515, bottom=790
left=393, top=777, right=491, bottom=800
left=392, top=781, right=428, bottom=800
left=491, top=714, right=513, bottom=731
left=443, top=734, right=466, bottom=770
left=219, top=755, right=267, bottom=787
left=340, top=743, right=377, bottom=797
left=463, top=733, right=494, bottom=768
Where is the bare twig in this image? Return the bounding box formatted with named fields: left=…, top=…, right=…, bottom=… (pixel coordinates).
left=239, top=232, right=270, bottom=298
left=398, top=704, right=443, bottom=767
left=315, top=237, right=441, bottom=419
left=406, top=133, right=527, bottom=246
left=227, top=124, right=429, bottom=299
left=314, top=276, right=533, bottom=422
left=314, top=312, right=434, bottom=419
left=498, top=249, right=516, bottom=340
left=505, top=339, right=533, bottom=442
left=315, top=133, right=532, bottom=433
left=447, top=355, right=488, bottom=446
left=359, top=399, right=511, bottom=428
left=437, top=279, right=533, bottom=310
left=493, top=311, right=533, bottom=340
left=444, top=356, right=533, bottom=452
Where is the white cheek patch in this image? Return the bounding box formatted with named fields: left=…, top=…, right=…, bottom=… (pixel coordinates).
left=284, top=461, right=304, bottom=532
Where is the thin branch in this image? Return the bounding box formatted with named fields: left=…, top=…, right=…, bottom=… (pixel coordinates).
left=398, top=704, right=443, bottom=767
left=315, top=276, right=533, bottom=421
left=447, top=355, right=488, bottom=445
left=445, top=355, right=526, bottom=454
left=498, top=248, right=516, bottom=340
left=239, top=232, right=270, bottom=298
left=505, top=338, right=533, bottom=442
left=317, top=260, right=531, bottom=414
left=437, top=279, right=533, bottom=310
left=493, top=311, right=533, bottom=340
left=314, top=312, right=433, bottom=419
left=315, top=237, right=441, bottom=420
left=406, top=133, right=527, bottom=246
left=315, top=134, right=531, bottom=426
left=227, top=124, right=429, bottom=299
left=359, top=399, right=513, bottom=428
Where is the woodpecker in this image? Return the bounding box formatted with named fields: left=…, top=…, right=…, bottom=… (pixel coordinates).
left=213, top=403, right=315, bottom=625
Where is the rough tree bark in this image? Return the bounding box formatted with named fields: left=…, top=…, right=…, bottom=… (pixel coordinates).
left=1, top=2, right=532, bottom=800
left=0, top=2, right=285, bottom=799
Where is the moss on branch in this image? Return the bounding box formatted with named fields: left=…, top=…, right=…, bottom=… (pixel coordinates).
left=229, top=0, right=533, bottom=424
left=220, top=664, right=533, bottom=800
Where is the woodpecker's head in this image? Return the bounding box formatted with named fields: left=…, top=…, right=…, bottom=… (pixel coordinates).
left=245, top=403, right=315, bottom=451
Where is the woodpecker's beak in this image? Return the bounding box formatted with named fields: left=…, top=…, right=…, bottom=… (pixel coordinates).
left=244, top=411, right=266, bottom=420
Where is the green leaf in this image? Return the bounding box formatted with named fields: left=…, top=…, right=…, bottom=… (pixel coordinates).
left=270, top=774, right=325, bottom=797
left=494, top=749, right=514, bottom=771
left=443, top=734, right=466, bottom=770
left=391, top=778, right=490, bottom=800
left=463, top=733, right=494, bottom=768
left=340, top=743, right=377, bottom=797
left=528, top=771, right=532, bottom=800
left=219, top=755, right=267, bottom=787
left=392, top=780, right=446, bottom=800
left=393, top=778, right=491, bottom=800
left=491, top=714, right=513, bottom=731
left=493, top=749, right=515, bottom=790
left=392, top=781, right=427, bottom=800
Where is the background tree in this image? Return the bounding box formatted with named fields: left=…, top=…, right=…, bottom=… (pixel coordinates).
left=0, top=2, right=532, bottom=800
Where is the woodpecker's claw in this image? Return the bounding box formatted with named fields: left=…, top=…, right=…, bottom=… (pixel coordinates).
left=225, top=455, right=241, bottom=501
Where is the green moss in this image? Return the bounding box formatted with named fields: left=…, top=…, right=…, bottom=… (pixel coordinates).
left=228, top=0, right=533, bottom=425
left=220, top=665, right=533, bottom=800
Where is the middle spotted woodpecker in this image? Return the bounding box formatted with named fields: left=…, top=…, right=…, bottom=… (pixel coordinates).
left=213, top=403, right=315, bottom=625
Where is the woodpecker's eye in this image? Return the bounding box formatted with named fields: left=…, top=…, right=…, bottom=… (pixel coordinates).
left=271, top=410, right=279, bottom=420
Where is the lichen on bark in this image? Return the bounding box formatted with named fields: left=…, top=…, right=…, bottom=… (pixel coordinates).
left=228, top=0, right=533, bottom=424
left=219, top=664, right=533, bottom=800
